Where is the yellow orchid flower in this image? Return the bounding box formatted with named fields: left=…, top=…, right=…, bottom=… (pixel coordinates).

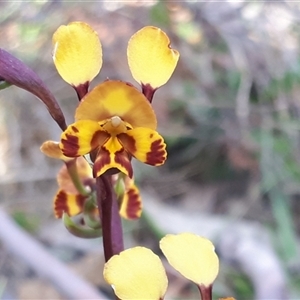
left=59, top=80, right=167, bottom=178
left=41, top=141, right=142, bottom=219
left=103, top=247, right=168, bottom=300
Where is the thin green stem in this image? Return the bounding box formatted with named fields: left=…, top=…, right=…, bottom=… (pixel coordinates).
left=65, top=159, right=90, bottom=196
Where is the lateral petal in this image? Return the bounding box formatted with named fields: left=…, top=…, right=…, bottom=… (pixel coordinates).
left=75, top=81, right=157, bottom=130
left=52, top=22, right=102, bottom=87
left=53, top=189, right=86, bottom=218
left=60, top=120, right=109, bottom=157
left=127, top=26, right=179, bottom=89
left=118, top=128, right=167, bottom=166
left=40, top=140, right=73, bottom=162
left=57, top=157, right=93, bottom=194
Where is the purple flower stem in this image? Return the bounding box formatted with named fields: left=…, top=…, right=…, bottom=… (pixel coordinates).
left=74, top=82, right=89, bottom=101
left=142, top=83, right=156, bottom=103
left=96, top=175, right=124, bottom=262
left=0, top=48, right=67, bottom=131
left=198, top=284, right=213, bottom=300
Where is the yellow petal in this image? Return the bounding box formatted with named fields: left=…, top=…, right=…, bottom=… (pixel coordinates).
left=52, top=22, right=102, bottom=86
left=40, top=140, right=73, bottom=162
left=60, top=120, right=109, bottom=157
left=53, top=189, right=86, bottom=218
left=160, top=233, right=219, bottom=287
left=119, top=181, right=142, bottom=220
left=118, top=128, right=167, bottom=166
left=103, top=247, right=168, bottom=300
left=75, top=80, right=157, bottom=130
left=127, top=26, right=179, bottom=89
left=57, top=157, right=93, bottom=194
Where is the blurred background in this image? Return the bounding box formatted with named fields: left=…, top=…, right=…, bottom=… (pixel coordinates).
left=1, top=0, right=300, bottom=299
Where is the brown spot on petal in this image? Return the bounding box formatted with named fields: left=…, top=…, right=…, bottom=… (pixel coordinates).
left=93, top=148, right=111, bottom=177
left=115, top=150, right=133, bottom=178
left=61, top=134, right=80, bottom=157
left=125, top=188, right=141, bottom=219
left=117, top=133, right=136, bottom=154
left=54, top=190, right=68, bottom=218
left=91, top=130, right=110, bottom=149
left=147, top=139, right=166, bottom=165
left=54, top=190, right=85, bottom=218
left=71, top=125, right=79, bottom=133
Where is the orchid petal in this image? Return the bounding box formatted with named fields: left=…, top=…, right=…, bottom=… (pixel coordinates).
left=118, top=128, right=167, bottom=166
left=60, top=120, right=109, bottom=157
left=52, top=22, right=102, bottom=87
left=127, top=26, right=179, bottom=89
left=103, top=247, right=168, bottom=300
left=160, top=233, right=219, bottom=287
left=75, top=81, right=157, bottom=130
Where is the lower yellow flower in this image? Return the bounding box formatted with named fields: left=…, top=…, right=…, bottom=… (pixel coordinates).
left=103, top=247, right=168, bottom=300
left=59, top=80, right=167, bottom=178
left=53, top=156, right=94, bottom=218
left=40, top=141, right=142, bottom=220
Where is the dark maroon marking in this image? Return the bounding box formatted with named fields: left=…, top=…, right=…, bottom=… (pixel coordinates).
left=146, top=139, right=166, bottom=165
left=76, top=194, right=86, bottom=210
left=91, top=131, right=109, bottom=149
left=74, top=81, right=89, bottom=101
left=114, top=150, right=133, bottom=178
left=93, top=148, right=111, bottom=178
left=126, top=188, right=141, bottom=219
left=71, top=125, right=79, bottom=133
left=61, top=134, right=80, bottom=157
left=54, top=190, right=69, bottom=218
left=124, top=81, right=134, bottom=87
left=141, top=83, right=157, bottom=103
left=117, top=133, right=137, bottom=154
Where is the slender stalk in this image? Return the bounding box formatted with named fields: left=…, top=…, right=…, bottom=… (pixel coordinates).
left=198, top=284, right=212, bottom=300
left=74, top=82, right=89, bottom=100
left=96, top=175, right=124, bottom=261
left=65, top=159, right=90, bottom=196
left=142, top=83, right=156, bottom=103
